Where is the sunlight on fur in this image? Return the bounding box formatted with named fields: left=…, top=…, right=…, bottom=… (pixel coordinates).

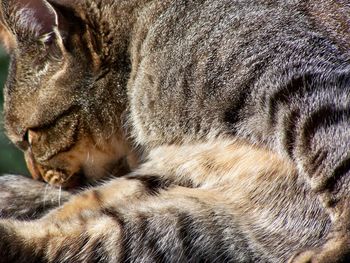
left=0, top=0, right=350, bottom=262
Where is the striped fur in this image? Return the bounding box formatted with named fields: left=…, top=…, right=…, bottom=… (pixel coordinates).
left=0, top=0, right=350, bottom=261
left=0, top=140, right=330, bottom=262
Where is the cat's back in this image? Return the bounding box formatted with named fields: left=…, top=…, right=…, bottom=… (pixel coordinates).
left=127, top=0, right=350, bottom=147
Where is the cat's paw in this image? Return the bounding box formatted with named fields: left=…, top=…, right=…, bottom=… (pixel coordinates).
left=289, top=235, right=350, bottom=263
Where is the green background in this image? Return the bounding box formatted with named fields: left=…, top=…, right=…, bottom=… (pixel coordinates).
left=0, top=48, right=27, bottom=175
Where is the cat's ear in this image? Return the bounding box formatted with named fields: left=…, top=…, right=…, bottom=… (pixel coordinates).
left=1, top=0, right=67, bottom=44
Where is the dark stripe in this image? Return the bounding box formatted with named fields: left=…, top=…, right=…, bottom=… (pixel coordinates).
left=268, top=73, right=313, bottom=127
left=126, top=175, right=171, bottom=196
left=177, top=213, right=200, bottom=262
left=100, top=208, right=132, bottom=263
left=324, top=154, right=350, bottom=196
left=307, top=149, right=328, bottom=176
left=224, top=87, right=251, bottom=128
left=282, top=109, right=301, bottom=158
left=0, top=225, right=45, bottom=263
left=301, top=106, right=350, bottom=154
left=224, top=58, right=265, bottom=131
left=333, top=155, right=350, bottom=184
left=101, top=207, right=125, bottom=228
left=140, top=217, right=169, bottom=263
left=86, top=239, right=109, bottom=263
left=178, top=211, right=235, bottom=263
left=205, top=211, right=234, bottom=263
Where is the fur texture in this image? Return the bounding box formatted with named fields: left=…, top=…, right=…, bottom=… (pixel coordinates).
left=0, top=0, right=350, bottom=262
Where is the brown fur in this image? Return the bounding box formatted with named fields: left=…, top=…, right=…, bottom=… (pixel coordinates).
left=1, top=0, right=350, bottom=262
left=0, top=140, right=331, bottom=262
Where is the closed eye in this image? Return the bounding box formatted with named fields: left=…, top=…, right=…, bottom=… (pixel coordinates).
left=28, top=104, right=80, bottom=132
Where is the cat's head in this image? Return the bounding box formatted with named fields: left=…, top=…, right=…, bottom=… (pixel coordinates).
left=0, top=0, right=132, bottom=187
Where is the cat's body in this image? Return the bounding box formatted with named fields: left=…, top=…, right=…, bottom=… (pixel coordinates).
left=0, top=0, right=350, bottom=262
left=0, top=142, right=331, bottom=263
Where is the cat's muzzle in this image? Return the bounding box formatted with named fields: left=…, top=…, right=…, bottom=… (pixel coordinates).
left=23, top=129, right=84, bottom=188
left=24, top=148, right=83, bottom=188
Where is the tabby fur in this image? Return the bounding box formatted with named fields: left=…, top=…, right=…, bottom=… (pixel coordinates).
left=0, top=0, right=350, bottom=262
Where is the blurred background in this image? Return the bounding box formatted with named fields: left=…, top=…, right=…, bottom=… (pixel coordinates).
left=0, top=47, right=27, bottom=175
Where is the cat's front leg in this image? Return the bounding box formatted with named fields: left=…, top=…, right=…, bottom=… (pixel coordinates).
left=0, top=184, right=248, bottom=263
left=0, top=209, right=122, bottom=263
left=0, top=175, right=164, bottom=262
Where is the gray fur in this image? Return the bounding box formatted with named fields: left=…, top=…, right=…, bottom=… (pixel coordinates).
left=0, top=174, right=72, bottom=219
left=0, top=0, right=350, bottom=262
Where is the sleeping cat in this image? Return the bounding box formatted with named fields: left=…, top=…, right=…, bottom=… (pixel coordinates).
left=0, top=0, right=350, bottom=262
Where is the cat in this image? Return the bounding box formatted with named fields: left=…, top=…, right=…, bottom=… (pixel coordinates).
left=0, top=0, right=350, bottom=262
